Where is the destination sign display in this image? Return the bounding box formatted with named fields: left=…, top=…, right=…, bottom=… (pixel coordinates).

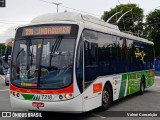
left=22, top=26, right=71, bottom=36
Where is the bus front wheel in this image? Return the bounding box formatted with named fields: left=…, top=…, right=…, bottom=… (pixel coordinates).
left=100, top=84, right=112, bottom=110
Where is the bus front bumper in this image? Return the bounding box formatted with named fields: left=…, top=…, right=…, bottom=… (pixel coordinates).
left=10, top=94, right=83, bottom=113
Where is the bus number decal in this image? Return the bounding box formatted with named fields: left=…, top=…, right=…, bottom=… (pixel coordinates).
left=93, top=83, right=102, bottom=93
left=41, top=95, right=52, bottom=100
left=32, top=95, right=53, bottom=101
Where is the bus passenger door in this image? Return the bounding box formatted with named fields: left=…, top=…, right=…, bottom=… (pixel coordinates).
left=82, top=40, right=102, bottom=111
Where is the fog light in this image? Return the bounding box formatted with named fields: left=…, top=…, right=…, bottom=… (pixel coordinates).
left=59, top=95, right=63, bottom=100
left=16, top=93, right=20, bottom=97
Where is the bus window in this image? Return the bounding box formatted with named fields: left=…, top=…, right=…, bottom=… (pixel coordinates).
left=127, top=40, right=134, bottom=72
left=118, top=37, right=128, bottom=73
left=84, top=30, right=98, bottom=88
left=84, top=41, right=98, bottom=88
left=112, top=36, right=119, bottom=74
left=98, top=33, right=113, bottom=75
left=147, top=45, right=154, bottom=69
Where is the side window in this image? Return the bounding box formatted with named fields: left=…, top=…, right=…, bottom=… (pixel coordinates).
left=128, top=41, right=147, bottom=72
left=134, top=42, right=147, bottom=71
left=112, top=36, right=119, bottom=74
left=147, top=44, right=154, bottom=69
left=84, top=30, right=98, bottom=88
left=98, top=33, right=113, bottom=75
left=128, top=40, right=134, bottom=72
left=118, top=37, right=128, bottom=73
left=0, top=59, right=2, bottom=66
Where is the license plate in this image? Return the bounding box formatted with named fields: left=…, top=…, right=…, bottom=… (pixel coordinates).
left=32, top=102, right=44, bottom=108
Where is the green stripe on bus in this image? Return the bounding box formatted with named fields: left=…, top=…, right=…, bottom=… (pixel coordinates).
left=119, top=74, right=127, bottom=98
left=21, top=94, right=34, bottom=100
left=118, top=70, right=154, bottom=98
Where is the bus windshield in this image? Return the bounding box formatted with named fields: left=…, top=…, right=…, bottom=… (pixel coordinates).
left=12, top=37, right=76, bottom=89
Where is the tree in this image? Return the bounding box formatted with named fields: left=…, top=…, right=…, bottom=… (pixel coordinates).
left=145, top=9, right=160, bottom=58
left=0, top=43, right=6, bottom=57
left=101, top=4, right=144, bottom=35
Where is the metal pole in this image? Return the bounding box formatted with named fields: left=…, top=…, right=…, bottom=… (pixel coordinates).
left=116, top=9, right=132, bottom=24
left=106, top=10, right=123, bottom=23
left=52, top=2, right=62, bottom=13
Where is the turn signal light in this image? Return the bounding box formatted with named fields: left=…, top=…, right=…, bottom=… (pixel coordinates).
left=13, top=92, right=15, bottom=96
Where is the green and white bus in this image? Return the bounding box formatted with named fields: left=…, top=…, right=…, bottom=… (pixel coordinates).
left=10, top=12, right=154, bottom=112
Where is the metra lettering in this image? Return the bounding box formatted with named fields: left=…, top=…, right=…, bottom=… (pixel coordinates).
left=135, top=48, right=146, bottom=63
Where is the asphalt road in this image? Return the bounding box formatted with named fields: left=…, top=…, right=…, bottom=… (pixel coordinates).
left=0, top=75, right=160, bottom=120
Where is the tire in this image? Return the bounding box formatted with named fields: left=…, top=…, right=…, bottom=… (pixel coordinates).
left=139, top=78, right=145, bottom=95
left=5, top=79, right=9, bottom=86
left=0, top=69, right=2, bottom=75
left=100, top=84, right=112, bottom=111
left=5, top=82, right=9, bottom=86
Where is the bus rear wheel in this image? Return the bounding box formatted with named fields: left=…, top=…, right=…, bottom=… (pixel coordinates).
left=139, top=78, right=145, bottom=95
left=100, top=84, right=112, bottom=110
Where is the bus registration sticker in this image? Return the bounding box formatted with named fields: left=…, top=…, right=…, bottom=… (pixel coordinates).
left=32, top=102, right=44, bottom=108
left=93, top=83, right=102, bottom=93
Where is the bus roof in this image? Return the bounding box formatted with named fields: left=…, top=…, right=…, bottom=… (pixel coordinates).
left=28, top=12, right=153, bottom=44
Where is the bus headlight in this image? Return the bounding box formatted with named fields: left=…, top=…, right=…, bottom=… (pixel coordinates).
left=64, top=93, right=72, bottom=99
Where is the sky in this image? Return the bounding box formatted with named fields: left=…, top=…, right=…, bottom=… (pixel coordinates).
left=0, top=0, right=160, bottom=43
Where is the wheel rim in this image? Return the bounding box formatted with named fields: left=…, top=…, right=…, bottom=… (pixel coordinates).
left=102, top=90, right=109, bottom=104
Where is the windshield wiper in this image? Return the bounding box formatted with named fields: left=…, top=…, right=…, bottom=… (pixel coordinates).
left=26, top=38, right=32, bottom=56
left=16, top=48, right=24, bottom=66
left=49, top=36, right=63, bottom=67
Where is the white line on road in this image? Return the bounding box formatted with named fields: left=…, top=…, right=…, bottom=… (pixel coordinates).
left=153, top=85, right=160, bottom=88
left=92, top=114, right=106, bottom=119
left=0, top=75, right=5, bottom=80
left=155, top=76, right=160, bottom=79
left=0, top=89, right=9, bottom=92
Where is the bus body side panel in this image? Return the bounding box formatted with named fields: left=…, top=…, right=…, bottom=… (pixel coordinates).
left=82, top=75, right=122, bottom=111
left=82, top=70, right=154, bottom=112
left=144, top=69, right=155, bottom=88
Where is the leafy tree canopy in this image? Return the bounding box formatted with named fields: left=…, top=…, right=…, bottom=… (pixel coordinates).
left=145, top=9, right=160, bottom=58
